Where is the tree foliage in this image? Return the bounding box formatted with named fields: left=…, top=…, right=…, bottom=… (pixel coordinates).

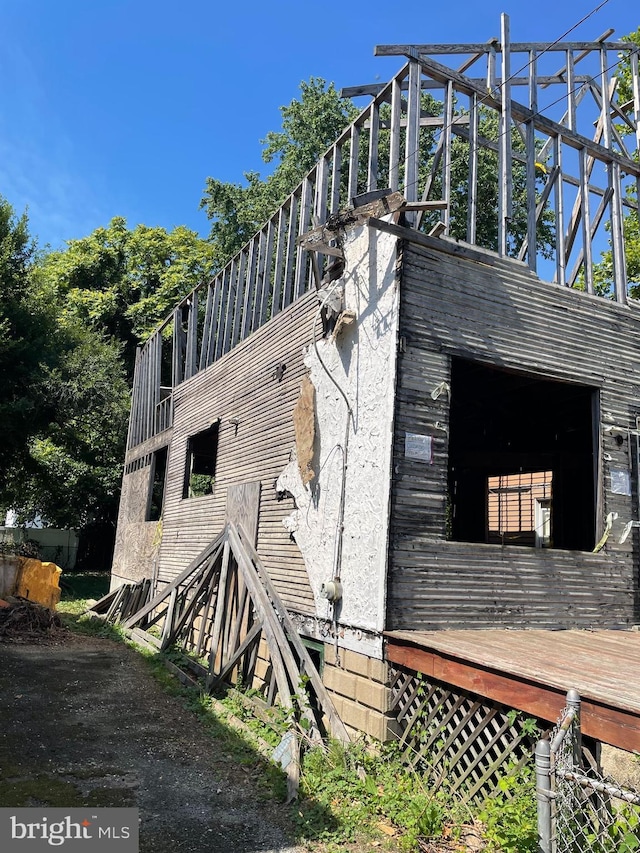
left=40, top=217, right=215, bottom=376
left=200, top=78, right=358, bottom=264
left=7, top=327, right=129, bottom=532
left=0, top=197, right=60, bottom=479
left=0, top=197, right=132, bottom=541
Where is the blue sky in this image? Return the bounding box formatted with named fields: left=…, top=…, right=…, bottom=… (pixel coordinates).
left=0, top=0, right=638, bottom=251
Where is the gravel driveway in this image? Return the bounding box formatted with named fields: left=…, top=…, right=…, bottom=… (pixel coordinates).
left=0, top=632, right=304, bottom=853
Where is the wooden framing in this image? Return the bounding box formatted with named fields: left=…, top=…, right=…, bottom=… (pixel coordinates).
left=117, top=521, right=349, bottom=746
left=126, top=23, right=639, bottom=452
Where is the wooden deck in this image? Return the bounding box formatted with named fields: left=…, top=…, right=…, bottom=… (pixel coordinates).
left=385, top=629, right=640, bottom=752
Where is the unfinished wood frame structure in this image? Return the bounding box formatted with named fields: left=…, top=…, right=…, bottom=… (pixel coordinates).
left=126, top=20, right=640, bottom=452
left=113, top=20, right=640, bottom=761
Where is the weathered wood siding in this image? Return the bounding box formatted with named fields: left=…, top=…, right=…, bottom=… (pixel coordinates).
left=155, top=292, right=317, bottom=615
left=389, top=239, right=640, bottom=630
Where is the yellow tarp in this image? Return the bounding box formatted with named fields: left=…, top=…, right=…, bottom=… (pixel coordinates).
left=15, top=558, right=62, bottom=610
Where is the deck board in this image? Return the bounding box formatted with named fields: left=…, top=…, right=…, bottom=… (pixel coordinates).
left=385, top=629, right=640, bottom=751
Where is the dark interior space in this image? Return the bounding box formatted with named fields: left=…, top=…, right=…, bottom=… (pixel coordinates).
left=147, top=447, right=168, bottom=521
left=447, top=358, right=598, bottom=551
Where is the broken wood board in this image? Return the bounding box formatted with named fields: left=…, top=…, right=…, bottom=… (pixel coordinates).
left=298, top=190, right=405, bottom=251
left=115, top=521, right=350, bottom=754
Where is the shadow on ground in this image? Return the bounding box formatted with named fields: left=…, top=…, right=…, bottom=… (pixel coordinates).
left=0, top=628, right=326, bottom=853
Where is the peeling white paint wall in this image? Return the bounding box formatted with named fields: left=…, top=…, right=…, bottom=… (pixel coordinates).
left=277, top=223, right=399, bottom=657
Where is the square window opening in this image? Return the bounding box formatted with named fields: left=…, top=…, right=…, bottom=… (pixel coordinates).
left=447, top=358, right=598, bottom=551
left=183, top=422, right=219, bottom=498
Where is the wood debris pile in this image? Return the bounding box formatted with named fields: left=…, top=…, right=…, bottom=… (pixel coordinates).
left=0, top=597, right=63, bottom=643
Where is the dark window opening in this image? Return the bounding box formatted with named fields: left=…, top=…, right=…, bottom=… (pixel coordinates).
left=448, top=359, right=598, bottom=551
left=183, top=422, right=219, bottom=498
left=301, top=638, right=324, bottom=676
left=147, top=447, right=168, bottom=521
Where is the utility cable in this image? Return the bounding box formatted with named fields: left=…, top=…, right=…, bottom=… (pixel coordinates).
left=371, top=0, right=629, bottom=200
left=308, top=278, right=354, bottom=665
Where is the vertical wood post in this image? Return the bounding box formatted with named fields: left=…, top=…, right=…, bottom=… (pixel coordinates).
left=467, top=92, right=478, bottom=244
left=611, top=161, right=627, bottom=304
left=330, top=143, right=342, bottom=213
left=271, top=208, right=286, bottom=316
left=498, top=13, right=512, bottom=256
left=184, top=291, right=198, bottom=380
left=389, top=77, right=402, bottom=193
left=525, top=50, right=538, bottom=272
left=404, top=59, right=421, bottom=224
left=294, top=177, right=312, bottom=300
left=240, top=238, right=257, bottom=340
left=442, top=80, right=453, bottom=234
left=348, top=123, right=360, bottom=201
left=579, top=147, right=594, bottom=294
left=282, top=194, right=298, bottom=309
left=222, top=258, right=238, bottom=354
left=206, top=278, right=222, bottom=364
left=231, top=250, right=247, bottom=347
left=199, top=283, right=214, bottom=372
left=367, top=101, right=379, bottom=192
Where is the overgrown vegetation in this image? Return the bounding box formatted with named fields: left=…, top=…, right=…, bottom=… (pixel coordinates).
left=55, top=575, right=541, bottom=852
left=478, top=769, right=538, bottom=853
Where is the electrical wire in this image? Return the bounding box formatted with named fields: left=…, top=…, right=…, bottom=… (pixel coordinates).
left=485, top=0, right=612, bottom=103
left=399, top=56, right=631, bottom=201
left=368, top=0, right=631, bottom=200
left=308, top=279, right=354, bottom=665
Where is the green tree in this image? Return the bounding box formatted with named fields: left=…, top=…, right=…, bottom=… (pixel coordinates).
left=6, top=327, right=129, bottom=533
left=200, top=78, right=358, bottom=264
left=0, top=196, right=62, bottom=483
left=40, top=217, right=215, bottom=376
left=2, top=216, right=214, bottom=562
left=0, top=197, right=129, bottom=563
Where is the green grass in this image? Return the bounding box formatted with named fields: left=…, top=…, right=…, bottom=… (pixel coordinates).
left=59, top=571, right=110, bottom=605
left=56, top=574, right=540, bottom=852
left=57, top=572, right=127, bottom=639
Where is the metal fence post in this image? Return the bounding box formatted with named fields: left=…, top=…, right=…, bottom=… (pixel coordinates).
left=565, top=688, right=581, bottom=769
left=536, top=738, right=553, bottom=853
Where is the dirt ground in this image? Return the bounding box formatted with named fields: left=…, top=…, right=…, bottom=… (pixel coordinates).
left=0, top=631, right=309, bottom=853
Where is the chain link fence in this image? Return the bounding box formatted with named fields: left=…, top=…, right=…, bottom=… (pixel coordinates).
left=536, top=690, right=640, bottom=853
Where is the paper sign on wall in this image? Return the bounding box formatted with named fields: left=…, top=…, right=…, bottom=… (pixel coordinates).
left=610, top=469, right=631, bottom=496
left=404, top=432, right=433, bottom=464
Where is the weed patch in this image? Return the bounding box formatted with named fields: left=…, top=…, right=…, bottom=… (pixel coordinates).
left=478, top=767, right=538, bottom=853
left=58, top=575, right=542, bottom=852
